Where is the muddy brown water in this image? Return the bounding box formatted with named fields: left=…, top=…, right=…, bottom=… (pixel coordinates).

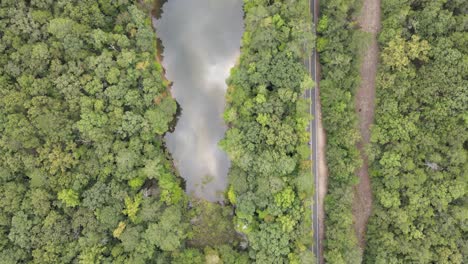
left=153, top=0, right=243, bottom=201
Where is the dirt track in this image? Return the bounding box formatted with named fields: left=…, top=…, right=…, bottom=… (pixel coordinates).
left=316, top=67, right=328, bottom=264
left=311, top=0, right=328, bottom=263
left=353, top=0, right=380, bottom=251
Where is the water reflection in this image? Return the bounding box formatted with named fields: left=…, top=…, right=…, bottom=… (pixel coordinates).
left=154, top=0, right=243, bottom=201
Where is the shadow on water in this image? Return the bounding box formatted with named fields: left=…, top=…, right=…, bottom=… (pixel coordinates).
left=152, top=0, right=168, bottom=65
left=152, top=0, right=244, bottom=202
left=152, top=0, right=168, bottom=19
left=167, top=101, right=182, bottom=133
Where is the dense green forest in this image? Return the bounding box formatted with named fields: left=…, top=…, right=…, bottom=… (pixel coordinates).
left=220, top=0, right=315, bottom=263
left=0, top=0, right=194, bottom=263
left=0, top=1, right=249, bottom=263
left=0, top=0, right=317, bottom=263
left=317, top=0, right=363, bottom=262
left=2, top=0, right=464, bottom=263
left=365, top=0, right=467, bottom=263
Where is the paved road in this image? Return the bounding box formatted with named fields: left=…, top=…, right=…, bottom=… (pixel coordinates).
left=305, top=0, right=320, bottom=262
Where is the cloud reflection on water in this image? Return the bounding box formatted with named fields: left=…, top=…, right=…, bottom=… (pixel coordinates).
left=155, top=0, right=243, bottom=201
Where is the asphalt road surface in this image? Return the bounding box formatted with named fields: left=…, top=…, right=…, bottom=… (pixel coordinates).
left=305, top=0, right=320, bottom=262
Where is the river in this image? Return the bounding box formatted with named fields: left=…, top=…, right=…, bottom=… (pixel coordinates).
left=153, top=0, right=243, bottom=201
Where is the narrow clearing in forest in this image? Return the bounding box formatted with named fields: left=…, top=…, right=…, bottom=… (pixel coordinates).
left=311, top=1, right=328, bottom=262
left=316, top=63, right=328, bottom=264
left=352, top=0, right=380, bottom=251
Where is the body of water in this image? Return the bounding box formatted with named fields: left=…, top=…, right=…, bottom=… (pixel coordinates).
left=153, top=0, right=243, bottom=201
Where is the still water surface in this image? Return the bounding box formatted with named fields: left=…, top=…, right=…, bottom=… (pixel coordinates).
left=154, top=0, right=243, bottom=201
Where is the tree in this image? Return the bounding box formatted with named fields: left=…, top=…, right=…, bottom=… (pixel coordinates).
left=8, top=212, right=32, bottom=249
left=122, top=195, right=142, bottom=223
left=58, top=189, right=80, bottom=207
left=144, top=206, right=188, bottom=251
left=365, top=1, right=467, bottom=262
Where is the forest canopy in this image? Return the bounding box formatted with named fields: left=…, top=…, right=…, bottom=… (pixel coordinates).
left=0, top=1, right=190, bottom=263
left=365, top=0, right=467, bottom=263
left=317, top=0, right=363, bottom=262
left=221, top=0, right=315, bottom=263
left=0, top=0, right=316, bottom=263
left=1, top=0, right=464, bottom=263
left=319, top=0, right=467, bottom=263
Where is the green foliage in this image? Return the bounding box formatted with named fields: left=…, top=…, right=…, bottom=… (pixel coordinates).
left=128, top=176, right=146, bottom=190
left=123, top=195, right=142, bottom=223
left=188, top=200, right=239, bottom=249
left=58, top=189, right=80, bottom=207
left=318, top=0, right=364, bottom=262
left=381, top=35, right=430, bottom=70
left=172, top=249, right=204, bottom=264
left=364, top=1, right=467, bottom=263
left=317, top=15, right=328, bottom=33
left=274, top=187, right=296, bottom=209
left=113, top=221, right=127, bottom=238
left=227, top=185, right=237, bottom=205
left=144, top=206, right=188, bottom=251
left=158, top=172, right=184, bottom=205
left=0, top=1, right=189, bottom=262
left=221, top=0, right=315, bottom=262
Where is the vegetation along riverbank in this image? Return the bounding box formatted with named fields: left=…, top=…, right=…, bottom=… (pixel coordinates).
left=1, top=0, right=465, bottom=263
left=220, top=0, right=316, bottom=262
